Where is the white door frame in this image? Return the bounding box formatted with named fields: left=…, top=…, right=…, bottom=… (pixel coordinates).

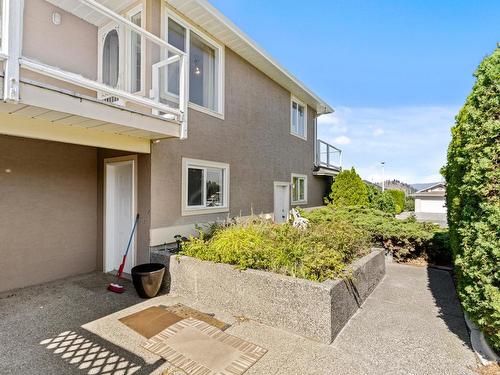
left=273, top=181, right=290, bottom=223
left=103, top=155, right=138, bottom=273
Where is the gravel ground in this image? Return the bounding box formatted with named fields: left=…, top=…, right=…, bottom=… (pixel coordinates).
left=0, top=264, right=478, bottom=375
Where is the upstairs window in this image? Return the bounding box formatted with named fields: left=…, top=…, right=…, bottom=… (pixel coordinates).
left=165, top=14, right=224, bottom=116
left=182, top=158, right=230, bottom=215
left=102, top=28, right=120, bottom=88
left=291, top=97, right=307, bottom=139
left=291, top=174, right=307, bottom=204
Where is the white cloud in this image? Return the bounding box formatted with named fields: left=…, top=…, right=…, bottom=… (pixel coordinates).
left=318, top=112, right=347, bottom=133
left=332, top=135, right=351, bottom=145
left=317, top=105, right=459, bottom=183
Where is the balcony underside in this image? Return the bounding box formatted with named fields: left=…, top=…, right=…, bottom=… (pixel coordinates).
left=313, top=165, right=342, bottom=177
left=0, top=80, right=181, bottom=153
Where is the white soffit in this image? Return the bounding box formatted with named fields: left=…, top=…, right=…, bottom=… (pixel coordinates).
left=45, top=0, right=136, bottom=26
left=166, top=0, right=334, bottom=115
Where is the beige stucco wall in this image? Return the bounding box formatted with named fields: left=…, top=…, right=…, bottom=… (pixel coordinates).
left=150, top=48, right=330, bottom=242
left=23, top=0, right=98, bottom=80
left=0, top=135, right=98, bottom=293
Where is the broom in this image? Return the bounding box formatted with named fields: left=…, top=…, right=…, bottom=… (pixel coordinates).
left=107, top=213, right=140, bottom=293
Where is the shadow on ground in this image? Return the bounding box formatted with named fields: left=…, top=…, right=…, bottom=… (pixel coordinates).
left=0, top=272, right=164, bottom=375
left=426, top=266, right=472, bottom=350
left=40, top=328, right=163, bottom=375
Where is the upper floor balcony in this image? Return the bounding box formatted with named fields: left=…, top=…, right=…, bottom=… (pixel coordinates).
left=0, top=0, right=190, bottom=153
left=314, top=139, right=342, bottom=176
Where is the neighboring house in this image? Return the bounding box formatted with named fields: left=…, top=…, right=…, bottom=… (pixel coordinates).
left=413, top=182, right=447, bottom=226
left=0, top=0, right=341, bottom=292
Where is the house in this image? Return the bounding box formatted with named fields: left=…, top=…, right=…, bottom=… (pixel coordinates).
left=413, top=182, right=447, bottom=225
left=0, top=0, right=341, bottom=292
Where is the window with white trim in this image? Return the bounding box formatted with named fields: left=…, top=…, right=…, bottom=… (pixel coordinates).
left=183, top=158, right=229, bottom=214
left=291, top=97, right=307, bottom=139
left=165, top=13, right=224, bottom=115
left=291, top=174, right=307, bottom=204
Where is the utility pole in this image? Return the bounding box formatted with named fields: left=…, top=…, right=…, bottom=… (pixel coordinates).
left=381, top=161, right=386, bottom=192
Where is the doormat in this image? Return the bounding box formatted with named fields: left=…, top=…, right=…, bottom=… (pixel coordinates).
left=143, top=318, right=267, bottom=375
left=160, top=304, right=231, bottom=331
left=119, top=306, right=183, bottom=339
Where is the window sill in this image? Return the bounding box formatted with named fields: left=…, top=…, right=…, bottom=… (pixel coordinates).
left=291, top=200, right=307, bottom=206
left=290, top=131, right=307, bottom=141
left=189, top=102, right=225, bottom=120
left=182, top=207, right=229, bottom=216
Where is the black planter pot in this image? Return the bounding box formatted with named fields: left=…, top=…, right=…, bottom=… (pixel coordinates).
left=131, top=263, right=165, bottom=298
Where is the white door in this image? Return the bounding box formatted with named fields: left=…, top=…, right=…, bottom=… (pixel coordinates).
left=274, top=182, right=290, bottom=224
left=105, top=159, right=136, bottom=274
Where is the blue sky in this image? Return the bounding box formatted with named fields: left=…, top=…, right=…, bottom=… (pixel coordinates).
left=209, top=0, right=499, bottom=183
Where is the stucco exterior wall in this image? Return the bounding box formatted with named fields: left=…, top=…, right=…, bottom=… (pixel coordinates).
left=0, top=135, right=98, bottom=293
left=150, top=48, right=330, bottom=244
left=22, top=0, right=98, bottom=96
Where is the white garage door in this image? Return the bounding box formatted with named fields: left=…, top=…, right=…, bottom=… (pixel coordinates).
left=420, top=198, right=446, bottom=213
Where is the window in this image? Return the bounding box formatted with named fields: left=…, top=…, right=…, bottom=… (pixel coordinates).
left=291, top=97, right=307, bottom=139
left=102, top=29, right=120, bottom=88
left=291, top=174, right=307, bottom=204
left=182, top=158, right=230, bottom=215
left=165, top=13, right=224, bottom=116
left=128, top=8, right=143, bottom=93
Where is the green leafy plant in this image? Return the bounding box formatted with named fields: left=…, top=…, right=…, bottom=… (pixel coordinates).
left=366, top=184, right=397, bottom=214
left=441, top=45, right=500, bottom=351
left=182, top=218, right=370, bottom=282
left=386, top=189, right=406, bottom=214
left=303, top=206, right=451, bottom=264
left=327, top=168, right=368, bottom=206
left=404, top=196, right=415, bottom=211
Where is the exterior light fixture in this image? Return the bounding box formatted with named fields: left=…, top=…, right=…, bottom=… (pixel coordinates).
left=52, top=12, right=62, bottom=25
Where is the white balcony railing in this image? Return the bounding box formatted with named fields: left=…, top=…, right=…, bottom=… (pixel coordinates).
left=0, top=0, right=189, bottom=138
left=316, top=139, right=342, bottom=170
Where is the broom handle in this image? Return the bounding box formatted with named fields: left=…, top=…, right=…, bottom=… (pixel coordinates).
left=117, top=213, right=140, bottom=278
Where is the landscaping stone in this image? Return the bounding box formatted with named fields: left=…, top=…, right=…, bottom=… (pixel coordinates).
left=151, top=248, right=385, bottom=343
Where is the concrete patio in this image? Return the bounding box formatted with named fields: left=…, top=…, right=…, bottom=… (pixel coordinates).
left=0, top=263, right=478, bottom=375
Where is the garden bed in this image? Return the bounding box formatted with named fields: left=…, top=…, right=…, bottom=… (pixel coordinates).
left=151, top=248, right=385, bottom=344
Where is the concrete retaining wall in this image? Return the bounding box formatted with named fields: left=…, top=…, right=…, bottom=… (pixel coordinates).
left=151, top=249, right=385, bottom=343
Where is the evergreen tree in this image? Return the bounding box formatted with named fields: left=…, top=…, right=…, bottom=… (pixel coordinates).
left=328, top=168, right=369, bottom=206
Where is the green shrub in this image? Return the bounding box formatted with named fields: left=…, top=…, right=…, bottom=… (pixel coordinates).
left=366, top=183, right=397, bottom=214
left=328, top=168, right=368, bottom=206
left=404, top=196, right=415, bottom=211
left=387, top=189, right=406, bottom=214
left=442, top=46, right=500, bottom=350
left=303, top=206, right=451, bottom=263
left=182, top=218, right=370, bottom=282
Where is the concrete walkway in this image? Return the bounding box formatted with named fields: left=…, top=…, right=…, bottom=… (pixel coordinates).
left=0, top=263, right=478, bottom=375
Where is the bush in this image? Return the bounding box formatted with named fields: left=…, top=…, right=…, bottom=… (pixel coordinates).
left=366, top=184, right=397, bottom=214
left=303, top=206, right=451, bottom=264
left=182, top=218, right=370, bottom=282
left=328, top=168, right=368, bottom=206
left=387, top=189, right=406, bottom=214
left=442, top=46, right=500, bottom=350
left=404, top=196, right=415, bottom=211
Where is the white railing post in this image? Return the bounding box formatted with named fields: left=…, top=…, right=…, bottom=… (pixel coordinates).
left=179, top=53, right=188, bottom=139
left=3, top=0, right=23, bottom=102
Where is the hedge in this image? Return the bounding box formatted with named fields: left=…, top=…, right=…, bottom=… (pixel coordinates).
left=387, top=189, right=405, bottom=214
left=442, top=45, right=500, bottom=351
